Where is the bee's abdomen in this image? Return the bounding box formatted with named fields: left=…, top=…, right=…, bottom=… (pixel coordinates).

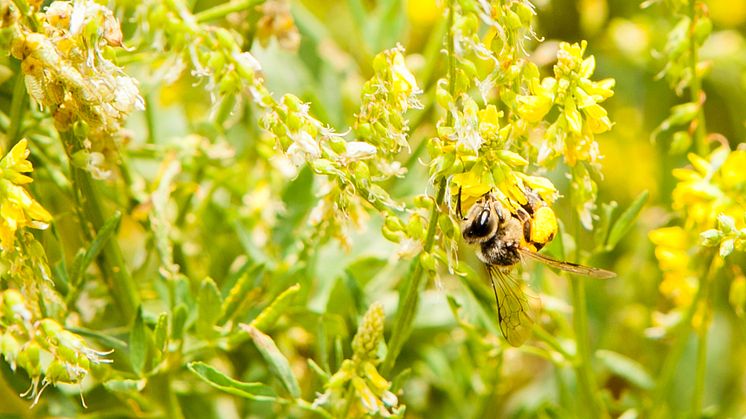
left=478, top=236, right=521, bottom=266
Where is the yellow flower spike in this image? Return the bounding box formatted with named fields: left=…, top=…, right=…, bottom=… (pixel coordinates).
left=671, top=167, right=700, bottom=181
left=2, top=139, right=33, bottom=173
left=351, top=302, right=385, bottom=362
left=579, top=55, right=596, bottom=79
left=588, top=115, right=613, bottom=134
left=649, top=226, right=689, bottom=248
left=0, top=140, right=53, bottom=250
left=478, top=105, right=500, bottom=133
left=660, top=272, right=696, bottom=307
left=391, top=50, right=419, bottom=98
left=687, top=152, right=713, bottom=175
left=582, top=103, right=607, bottom=119
left=516, top=94, right=553, bottom=122
left=352, top=376, right=379, bottom=413
left=497, top=150, right=528, bottom=167
left=516, top=173, right=559, bottom=203
left=721, top=150, right=746, bottom=188
left=363, top=361, right=390, bottom=392
left=564, top=97, right=583, bottom=134
left=654, top=247, right=689, bottom=271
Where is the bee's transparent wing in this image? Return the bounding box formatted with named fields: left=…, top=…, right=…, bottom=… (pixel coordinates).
left=486, top=265, right=535, bottom=347
left=519, top=249, right=617, bottom=279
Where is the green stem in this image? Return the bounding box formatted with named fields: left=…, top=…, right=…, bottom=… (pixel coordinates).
left=569, top=275, right=607, bottom=418
left=194, top=0, right=264, bottom=23
left=144, top=93, right=157, bottom=144
left=151, top=372, right=185, bottom=419
left=381, top=0, right=456, bottom=376
left=381, top=179, right=446, bottom=375
left=62, top=132, right=140, bottom=321
left=651, top=250, right=716, bottom=419
left=692, top=253, right=717, bottom=416
left=568, top=192, right=607, bottom=417
left=7, top=72, right=28, bottom=148
left=692, top=321, right=708, bottom=416
left=688, top=0, right=707, bottom=156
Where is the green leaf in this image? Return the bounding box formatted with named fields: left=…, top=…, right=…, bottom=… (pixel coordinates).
left=250, top=283, right=301, bottom=332
left=153, top=312, right=169, bottom=360
left=606, top=190, right=649, bottom=251
left=373, top=0, right=405, bottom=51
left=220, top=264, right=265, bottom=325
left=67, top=326, right=129, bottom=353
left=172, top=304, right=188, bottom=341
left=593, top=201, right=618, bottom=252
left=70, top=211, right=122, bottom=288
left=596, top=349, right=654, bottom=390
left=197, top=277, right=223, bottom=338
left=187, top=362, right=276, bottom=402
left=129, top=306, right=150, bottom=376
left=242, top=324, right=301, bottom=398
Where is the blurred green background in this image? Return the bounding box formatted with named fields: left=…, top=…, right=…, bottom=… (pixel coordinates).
left=2, top=0, right=746, bottom=417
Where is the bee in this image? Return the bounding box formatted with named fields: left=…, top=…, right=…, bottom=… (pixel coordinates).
left=457, top=189, right=616, bottom=346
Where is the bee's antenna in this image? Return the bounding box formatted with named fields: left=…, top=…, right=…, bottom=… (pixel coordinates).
left=457, top=186, right=464, bottom=219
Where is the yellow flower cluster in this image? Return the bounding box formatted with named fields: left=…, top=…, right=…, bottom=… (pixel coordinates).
left=315, top=303, right=402, bottom=418
left=0, top=140, right=51, bottom=250
left=650, top=145, right=746, bottom=310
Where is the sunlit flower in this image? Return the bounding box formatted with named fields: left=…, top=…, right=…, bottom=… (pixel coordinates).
left=0, top=140, right=52, bottom=250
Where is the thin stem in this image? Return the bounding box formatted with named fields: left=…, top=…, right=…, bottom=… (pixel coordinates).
left=194, top=0, right=264, bottom=23
left=381, top=0, right=455, bottom=376
left=144, top=93, right=157, bottom=144
left=651, top=250, right=716, bottom=419
left=569, top=195, right=607, bottom=418
left=692, top=320, right=708, bottom=415
left=569, top=276, right=607, bottom=418
left=688, top=0, right=707, bottom=156
left=151, top=372, right=185, bottom=419
left=381, top=179, right=446, bottom=375
left=692, top=253, right=717, bottom=416
left=62, top=131, right=140, bottom=320
left=7, top=72, right=28, bottom=148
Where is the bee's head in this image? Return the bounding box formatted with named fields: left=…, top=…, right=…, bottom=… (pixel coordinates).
left=460, top=194, right=508, bottom=244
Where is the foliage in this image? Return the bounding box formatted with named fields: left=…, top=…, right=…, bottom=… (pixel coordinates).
left=0, top=0, right=745, bottom=418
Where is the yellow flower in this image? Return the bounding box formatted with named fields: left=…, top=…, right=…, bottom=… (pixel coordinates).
left=0, top=140, right=52, bottom=250
left=516, top=94, right=552, bottom=122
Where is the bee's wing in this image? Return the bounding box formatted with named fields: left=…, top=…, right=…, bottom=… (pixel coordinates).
left=519, top=248, right=617, bottom=279
left=486, top=264, right=535, bottom=347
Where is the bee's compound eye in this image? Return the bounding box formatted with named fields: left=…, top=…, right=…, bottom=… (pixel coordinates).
left=467, top=208, right=493, bottom=237
left=478, top=209, right=491, bottom=226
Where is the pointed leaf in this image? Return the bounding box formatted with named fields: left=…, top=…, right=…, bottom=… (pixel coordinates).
left=129, top=307, right=149, bottom=376
left=606, top=190, right=649, bottom=251
left=70, top=211, right=121, bottom=288
left=172, top=304, right=188, bottom=341
left=242, top=324, right=301, bottom=398
left=220, top=264, right=264, bottom=325
left=197, top=277, right=223, bottom=338
left=250, top=284, right=301, bottom=332
left=187, top=362, right=276, bottom=402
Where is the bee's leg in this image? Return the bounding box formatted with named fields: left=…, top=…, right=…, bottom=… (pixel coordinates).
left=522, top=217, right=533, bottom=244
left=457, top=186, right=464, bottom=219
